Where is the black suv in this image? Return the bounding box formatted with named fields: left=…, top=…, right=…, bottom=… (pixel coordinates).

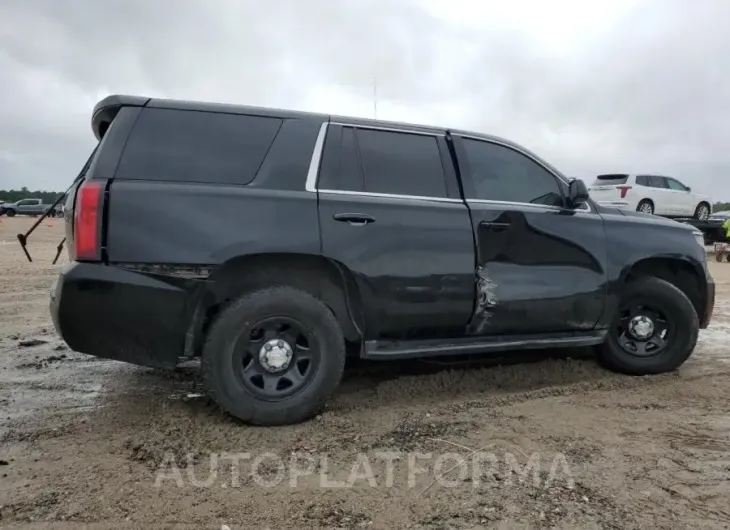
left=50, top=95, right=715, bottom=426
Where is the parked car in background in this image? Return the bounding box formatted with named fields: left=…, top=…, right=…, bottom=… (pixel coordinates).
left=588, top=174, right=711, bottom=220
left=0, top=198, right=63, bottom=217
left=708, top=210, right=730, bottom=223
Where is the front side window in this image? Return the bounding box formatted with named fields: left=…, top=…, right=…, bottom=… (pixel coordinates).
left=461, top=139, right=564, bottom=207
left=666, top=177, right=687, bottom=191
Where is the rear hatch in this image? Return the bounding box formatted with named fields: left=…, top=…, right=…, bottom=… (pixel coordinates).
left=588, top=174, right=632, bottom=202
left=64, top=97, right=147, bottom=262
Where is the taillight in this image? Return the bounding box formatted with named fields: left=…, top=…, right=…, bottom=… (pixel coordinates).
left=74, top=180, right=103, bottom=260
left=616, top=185, right=632, bottom=199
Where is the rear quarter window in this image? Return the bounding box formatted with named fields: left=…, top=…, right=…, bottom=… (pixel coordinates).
left=115, top=108, right=282, bottom=185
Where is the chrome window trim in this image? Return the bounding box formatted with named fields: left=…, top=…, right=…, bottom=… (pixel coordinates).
left=467, top=198, right=593, bottom=214
left=330, top=121, right=445, bottom=137
left=318, top=188, right=462, bottom=203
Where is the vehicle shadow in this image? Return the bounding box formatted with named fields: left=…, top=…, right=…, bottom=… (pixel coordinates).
left=142, top=345, right=611, bottom=411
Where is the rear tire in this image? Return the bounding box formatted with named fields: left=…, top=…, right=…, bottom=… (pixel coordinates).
left=201, top=285, right=346, bottom=426
left=598, top=277, right=698, bottom=375
left=636, top=200, right=654, bottom=215
left=694, top=202, right=710, bottom=220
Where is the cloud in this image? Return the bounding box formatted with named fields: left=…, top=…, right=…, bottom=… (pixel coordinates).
left=0, top=0, right=728, bottom=199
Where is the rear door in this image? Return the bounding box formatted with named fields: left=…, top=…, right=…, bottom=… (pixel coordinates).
left=450, top=135, right=607, bottom=336
left=316, top=123, right=475, bottom=340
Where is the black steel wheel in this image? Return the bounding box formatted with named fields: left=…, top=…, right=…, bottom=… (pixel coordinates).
left=598, top=277, right=698, bottom=375
left=202, top=285, right=345, bottom=426
left=233, top=316, right=318, bottom=401
left=612, top=304, right=672, bottom=358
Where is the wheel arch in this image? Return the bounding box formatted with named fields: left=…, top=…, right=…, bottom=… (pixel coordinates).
left=186, top=252, right=365, bottom=357
left=621, top=256, right=705, bottom=321
left=695, top=200, right=711, bottom=216
left=637, top=198, right=654, bottom=209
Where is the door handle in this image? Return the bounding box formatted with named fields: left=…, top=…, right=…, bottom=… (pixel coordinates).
left=483, top=221, right=511, bottom=231
left=333, top=213, right=375, bottom=226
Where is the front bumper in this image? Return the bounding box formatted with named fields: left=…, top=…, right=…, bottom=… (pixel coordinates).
left=700, top=272, right=715, bottom=329
left=50, top=262, right=195, bottom=369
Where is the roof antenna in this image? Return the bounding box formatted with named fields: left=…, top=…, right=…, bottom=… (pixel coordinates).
left=373, top=77, right=378, bottom=120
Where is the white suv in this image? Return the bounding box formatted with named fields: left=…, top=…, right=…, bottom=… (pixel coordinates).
left=589, top=174, right=712, bottom=220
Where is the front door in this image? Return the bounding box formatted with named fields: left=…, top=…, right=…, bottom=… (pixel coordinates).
left=316, top=123, right=476, bottom=340
left=666, top=177, right=693, bottom=216
left=451, top=134, right=607, bottom=336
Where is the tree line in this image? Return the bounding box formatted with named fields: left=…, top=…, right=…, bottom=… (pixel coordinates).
left=0, top=188, right=64, bottom=204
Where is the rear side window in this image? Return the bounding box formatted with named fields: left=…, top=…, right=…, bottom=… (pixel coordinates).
left=592, top=174, right=629, bottom=185
left=354, top=128, right=447, bottom=197
left=115, top=108, right=282, bottom=185
left=318, top=126, right=364, bottom=192
left=651, top=176, right=669, bottom=188
left=637, top=175, right=665, bottom=188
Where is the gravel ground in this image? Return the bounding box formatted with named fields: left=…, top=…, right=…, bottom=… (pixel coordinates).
left=1, top=216, right=729, bottom=530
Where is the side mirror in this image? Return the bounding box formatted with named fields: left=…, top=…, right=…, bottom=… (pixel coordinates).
left=568, top=178, right=589, bottom=208
left=686, top=186, right=691, bottom=192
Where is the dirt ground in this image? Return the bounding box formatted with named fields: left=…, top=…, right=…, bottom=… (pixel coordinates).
left=1, top=216, right=729, bottom=530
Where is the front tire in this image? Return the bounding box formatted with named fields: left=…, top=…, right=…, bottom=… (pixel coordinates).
left=694, top=202, right=710, bottom=221
left=598, top=277, right=698, bottom=375
left=636, top=200, right=654, bottom=215
left=6, top=209, right=16, bottom=217
left=202, top=285, right=346, bottom=426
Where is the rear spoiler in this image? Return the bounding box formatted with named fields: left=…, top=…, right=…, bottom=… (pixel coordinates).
left=92, top=95, right=149, bottom=140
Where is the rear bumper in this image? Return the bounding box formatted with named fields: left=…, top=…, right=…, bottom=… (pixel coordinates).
left=50, top=262, right=195, bottom=369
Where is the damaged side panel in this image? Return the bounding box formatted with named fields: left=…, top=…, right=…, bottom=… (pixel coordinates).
left=463, top=206, right=607, bottom=336
left=466, top=265, right=497, bottom=335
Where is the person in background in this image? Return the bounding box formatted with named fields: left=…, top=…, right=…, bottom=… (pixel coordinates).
left=723, top=217, right=730, bottom=242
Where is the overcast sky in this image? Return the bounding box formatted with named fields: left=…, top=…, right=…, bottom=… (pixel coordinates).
left=1, top=0, right=728, bottom=198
